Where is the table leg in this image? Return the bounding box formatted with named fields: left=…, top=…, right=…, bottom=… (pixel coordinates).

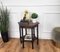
left=37, top=25, right=39, bottom=45
left=22, top=28, right=24, bottom=48
left=20, top=27, right=22, bottom=43
left=31, top=28, right=34, bottom=49
left=25, top=28, right=27, bottom=35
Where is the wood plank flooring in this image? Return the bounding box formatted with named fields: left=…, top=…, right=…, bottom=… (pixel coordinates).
left=0, top=38, right=60, bottom=52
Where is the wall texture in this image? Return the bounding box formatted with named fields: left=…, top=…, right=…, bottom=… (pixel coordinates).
left=0, top=0, right=60, bottom=39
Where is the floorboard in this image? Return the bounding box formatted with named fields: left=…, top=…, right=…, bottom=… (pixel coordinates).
left=0, top=38, right=60, bottom=52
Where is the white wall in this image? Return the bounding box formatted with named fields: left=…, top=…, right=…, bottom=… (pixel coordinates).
left=0, top=0, right=60, bottom=39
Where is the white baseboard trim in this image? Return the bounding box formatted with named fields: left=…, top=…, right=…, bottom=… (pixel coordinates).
left=0, top=32, right=52, bottom=39
left=39, top=32, right=52, bottom=39
left=9, top=32, right=52, bottom=39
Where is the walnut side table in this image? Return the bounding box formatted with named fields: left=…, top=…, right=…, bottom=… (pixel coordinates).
left=18, top=21, right=39, bottom=49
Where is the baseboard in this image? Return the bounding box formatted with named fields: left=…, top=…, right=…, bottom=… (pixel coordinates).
left=0, top=32, right=52, bottom=39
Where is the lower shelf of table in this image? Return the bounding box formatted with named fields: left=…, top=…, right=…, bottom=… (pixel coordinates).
left=20, top=34, right=37, bottom=42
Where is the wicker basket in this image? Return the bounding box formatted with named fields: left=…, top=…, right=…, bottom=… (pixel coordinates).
left=53, top=27, right=60, bottom=48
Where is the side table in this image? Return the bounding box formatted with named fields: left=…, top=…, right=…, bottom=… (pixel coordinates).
left=18, top=21, right=39, bottom=49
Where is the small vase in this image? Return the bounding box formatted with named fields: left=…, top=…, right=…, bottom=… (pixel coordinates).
left=32, top=19, right=37, bottom=23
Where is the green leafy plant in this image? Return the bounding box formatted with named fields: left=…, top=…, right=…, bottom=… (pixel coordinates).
left=0, top=1, right=10, bottom=42
left=31, top=13, right=38, bottom=19
left=0, top=7, right=10, bottom=32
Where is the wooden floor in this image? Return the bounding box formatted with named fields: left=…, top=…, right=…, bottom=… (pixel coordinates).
left=0, top=38, right=60, bottom=52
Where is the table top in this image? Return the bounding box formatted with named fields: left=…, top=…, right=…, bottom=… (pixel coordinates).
left=18, top=21, right=39, bottom=28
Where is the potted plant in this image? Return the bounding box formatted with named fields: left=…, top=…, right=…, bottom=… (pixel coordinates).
left=0, top=7, right=10, bottom=42
left=31, top=13, right=38, bottom=23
